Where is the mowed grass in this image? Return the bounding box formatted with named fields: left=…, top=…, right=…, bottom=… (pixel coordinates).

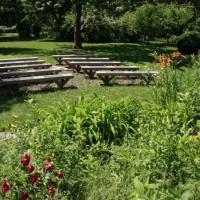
left=0, top=35, right=181, bottom=130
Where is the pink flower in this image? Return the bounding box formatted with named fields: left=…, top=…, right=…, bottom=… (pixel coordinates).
left=56, top=171, right=63, bottom=178
left=20, top=192, right=29, bottom=200
left=26, top=165, right=34, bottom=172
left=3, top=178, right=10, bottom=183
left=30, top=173, right=39, bottom=183
left=21, top=153, right=31, bottom=166
left=47, top=184, right=54, bottom=195
left=43, top=164, right=54, bottom=172
left=1, top=182, right=9, bottom=194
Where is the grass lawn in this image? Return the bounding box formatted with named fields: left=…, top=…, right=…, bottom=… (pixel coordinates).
left=0, top=34, right=184, bottom=130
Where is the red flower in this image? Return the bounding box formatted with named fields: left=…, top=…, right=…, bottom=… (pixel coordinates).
left=43, top=164, right=54, bottom=172
left=20, top=192, right=29, bottom=200
left=21, top=153, right=31, bottom=166
left=47, top=184, right=54, bottom=195
left=43, top=157, right=51, bottom=165
left=56, top=171, right=63, bottom=178
left=1, top=182, right=9, bottom=194
left=30, top=173, right=39, bottom=183
left=26, top=165, right=34, bottom=172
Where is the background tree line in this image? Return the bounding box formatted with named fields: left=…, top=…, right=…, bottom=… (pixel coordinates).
left=0, top=0, right=200, bottom=48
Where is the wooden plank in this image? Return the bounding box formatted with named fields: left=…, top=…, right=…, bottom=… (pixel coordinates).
left=62, top=58, right=109, bottom=62
left=53, top=54, right=96, bottom=58
left=0, top=57, right=38, bottom=62
left=0, top=73, right=74, bottom=89
left=69, top=61, right=122, bottom=66
left=53, top=54, right=96, bottom=64
left=96, top=71, right=159, bottom=76
left=0, top=60, right=45, bottom=67
left=81, top=66, right=139, bottom=79
left=0, top=68, right=62, bottom=78
left=0, top=63, right=52, bottom=72
left=81, top=66, right=139, bottom=70
left=68, top=61, right=122, bottom=72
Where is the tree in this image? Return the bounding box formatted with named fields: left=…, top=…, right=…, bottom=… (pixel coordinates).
left=73, top=0, right=82, bottom=48
left=21, top=0, right=72, bottom=38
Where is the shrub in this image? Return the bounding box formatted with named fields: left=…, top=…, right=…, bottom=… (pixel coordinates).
left=0, top=27, right=17, bottom=33
left=176, top=31, right=200, bottom=54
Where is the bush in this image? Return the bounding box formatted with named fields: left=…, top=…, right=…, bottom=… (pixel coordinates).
left=0, top=27, right=17, bottom=33
left=176, top=31, right=200, bottom=54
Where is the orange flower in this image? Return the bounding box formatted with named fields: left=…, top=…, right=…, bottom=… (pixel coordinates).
left=171, top=51, right=181, bottom=58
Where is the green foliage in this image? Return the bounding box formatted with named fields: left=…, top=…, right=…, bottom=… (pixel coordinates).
left=0, top=27, right=17, bottom=34
left=133, top=3, right=195, bottom=41
left=115, top=11, right=140, bottom=42
left=176, top=31, right=200, bottom=54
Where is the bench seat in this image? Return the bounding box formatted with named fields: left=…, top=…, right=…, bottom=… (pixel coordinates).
left=0, top=68, right=62, bottom=78
left=81, top=66, right=139, bottom=79
left=0, top=57, right=38, bottom=62
left=0, top=73, right=74, bottom=89
left=53, top=54, right=96, bottom=65
left=0, top=60, right=45, bottom=67
left=96, top=71, right=160, bottom=85
left=0, top=63, right=52, bottom=72
left=68, top=61, right=122, bottom=72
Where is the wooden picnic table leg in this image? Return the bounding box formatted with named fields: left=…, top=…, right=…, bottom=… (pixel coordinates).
left=98, top=75, right=113, bottom=85
left=75, top=65, right=81, bottom=73
left=83, top=70, right=96, bottom=79
left=55, top=58, right=62, bottom=65
left=55, top=78, right=70, bottom=89
left=140, top=74, right=155, bottom=85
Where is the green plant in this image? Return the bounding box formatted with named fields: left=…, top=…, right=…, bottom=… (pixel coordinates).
left=176, top=31, right=200, bottom=54
left=150, top=51, right=187, bottom=106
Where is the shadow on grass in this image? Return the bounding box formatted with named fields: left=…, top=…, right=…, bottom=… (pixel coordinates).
left=55, top=42, right=177, bottom=65
left=0, top=86, right=77, bottom=114
left=0, top=47, right=53, bottom=58
left=0, top=91, right=28, bottom=114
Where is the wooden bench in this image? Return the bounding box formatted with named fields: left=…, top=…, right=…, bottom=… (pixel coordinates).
left=0, top=68, right=62, bottom=78
left=81, top=66, right=139, bottom=79
left=96, top=71, right=160, bottom=85
left=0, top=57, right=38, bottom=62
left=0, top=63, right=52, bottom=72
left=0, top=74, right=74, bottom=89
left=0, top=60, right=45, bottom=67
left=68, top=61, right=122, bottom=72
left=53, top=54, right=96, bottom=65
left=62, top=57, right=110, bottom=65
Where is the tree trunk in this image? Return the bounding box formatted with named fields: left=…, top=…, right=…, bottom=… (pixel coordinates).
left=73, top=0, right=82, bottom=49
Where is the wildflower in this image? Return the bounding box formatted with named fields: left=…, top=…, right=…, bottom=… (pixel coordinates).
left=47, top=184, right=54, bottom=195
left=3, top=178, right=10, bottom=183
left=43, top=157, right=51, bottom=165
left=30, top=173, right=39, bottom=183
left=26, top=165, right=34, bottom=172
left=56, top=171, right=63, bottom=178
left=43, top=164, right=54, bottom=172
left=171, top=51, right=181, bottom=58
left=21, top=153, right=31, bottom=166
left=1, top=182, right=9, bottom=194
left=20, top=192, right=29, bottom=200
